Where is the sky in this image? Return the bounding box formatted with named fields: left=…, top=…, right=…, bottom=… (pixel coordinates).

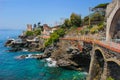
left=0, top=0, right=112, bottom=30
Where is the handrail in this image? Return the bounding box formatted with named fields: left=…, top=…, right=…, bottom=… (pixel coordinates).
left=41, top=35, right=120, bottom=53
left=60, top=36, right=120, bottom=53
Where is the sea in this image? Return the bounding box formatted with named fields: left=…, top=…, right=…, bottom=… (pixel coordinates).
left=0, top=29, right=87, bottom=80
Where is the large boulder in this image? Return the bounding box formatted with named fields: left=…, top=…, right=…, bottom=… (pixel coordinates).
left=5, top=39, right=14, bottom=47
left=56, top=59, right=79, bottom=70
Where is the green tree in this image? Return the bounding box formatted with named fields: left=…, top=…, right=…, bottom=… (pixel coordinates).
left=51, top=33, right=59, bottom=42
left=44, top=28, right=65, bottom=47
left=90, top=12, right=104, bottom=24
left=92, top=3, right=109, bottom=16
left=34, top=29, right=41, bottom=35
left=37, top=22, right=41, bottom=28
left=83, top=3, right=108, bottom=26
left=25, top=31, right=34, bottom=36
left=33, top=24, right=37, bottom=28
left=70, top=13, right=82, bottom=27
left=83, top=16, right=89, bottom=25
left=33, top=24, right=37, bottom=31
left=44, top=33, right=59, bottom=47
left=55, top=28, right=65, bottom=37
left=63, top=19, right=71, bottom=28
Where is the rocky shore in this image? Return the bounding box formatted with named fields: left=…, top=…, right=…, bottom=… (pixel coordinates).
left=5, top=35, right=90, bottom=71
left=5, top=35, right=45, bottom=52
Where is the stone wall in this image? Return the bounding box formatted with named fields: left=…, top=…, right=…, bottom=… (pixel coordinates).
left=107, top=61, right=120, bottom=80
left=106, top=0, right=120, bottom=41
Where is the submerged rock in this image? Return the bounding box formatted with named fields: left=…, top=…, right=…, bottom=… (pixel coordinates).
left=15, top=55, right=28, bottom=59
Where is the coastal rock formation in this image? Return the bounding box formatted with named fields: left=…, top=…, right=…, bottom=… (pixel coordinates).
left=5, top=39, right=14, bottom=47
left=49, top=41, right=90, bottom=71
left=5, top=36, right=45, bottom=52
left=15, top=54, right=46, bottom=59
left=5, top=34, right=90, bottom=71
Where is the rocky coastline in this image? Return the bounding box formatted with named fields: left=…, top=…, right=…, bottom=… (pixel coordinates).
left=5, top=34, right=90, bottom=71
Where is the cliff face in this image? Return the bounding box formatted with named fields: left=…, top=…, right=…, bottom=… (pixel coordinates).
left=49, top=40, right=90, bottom=71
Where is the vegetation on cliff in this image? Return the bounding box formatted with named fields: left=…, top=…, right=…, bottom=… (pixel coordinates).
left=44, top=12, right=82, bottom=47
left=25, top=28, right=41, bottom=36
left=45, top=28, right=65, bottom=47
left=44, top=3, right=108, bottom=46
left=106, top=77, right=115, bottom=80
left=25, top=31, right=34, bottom=36
left=62, top=13, right=82, bottom=28
left=83, top=3, right=108, bottom=25
left=79, top=3, right=108, bottom=35
left=80, top=23, right=104, bottom=35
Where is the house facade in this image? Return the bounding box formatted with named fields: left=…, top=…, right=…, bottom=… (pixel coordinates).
left=41, top=24, right=59, bottom=38
left=41, top=24, right=51, bottom=36
left=27, top=24, right=32, bottom=31
left=51, top=26, right=59, bottom=33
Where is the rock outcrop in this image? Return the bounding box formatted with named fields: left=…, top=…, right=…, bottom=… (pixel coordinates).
left=49, top=41, right=90, bottom=71
left=5, top=36, right=45, bottom=52
left=15, top=54, right=46, bottom=59
left=5, top=35, right=90, bottom=71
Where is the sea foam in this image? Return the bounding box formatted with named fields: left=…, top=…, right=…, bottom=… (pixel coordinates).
left=45, top=58, right=57, bottom=67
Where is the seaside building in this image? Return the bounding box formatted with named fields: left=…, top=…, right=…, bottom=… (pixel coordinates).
left=51, top=26, right=59, bottom=33
left=41, top=24, right=59, bottom=38
left=27, top=24, right=32, bottom=31
left=41, top=24, right=51, bottom=36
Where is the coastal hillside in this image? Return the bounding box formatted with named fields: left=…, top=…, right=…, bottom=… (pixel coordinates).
left=5, top=1, right=120, bottom=80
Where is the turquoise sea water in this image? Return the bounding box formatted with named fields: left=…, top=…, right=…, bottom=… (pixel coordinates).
left=0, top=29, right=86, bottom=80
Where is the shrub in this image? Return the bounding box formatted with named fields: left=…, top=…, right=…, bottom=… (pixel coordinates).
left=80, top=27, right=90, bottom=35
left=106, top=77, right=114, bottom=80
left=44, top=28, right=65, bottom=47
left=44, top=38, right=53, bottom=47
left=90, top=26, right=98, bottom=34
left=97, top=24, right=104, bottom=30
left=44, top=33, right=59, bottom=47
left=90, top=24, right=104, bottom=34
left=34, top=29, right=41, bottom=35
left=55, top=28, right=65, bottom=37
left=25, top=31, right=34, bottom=36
